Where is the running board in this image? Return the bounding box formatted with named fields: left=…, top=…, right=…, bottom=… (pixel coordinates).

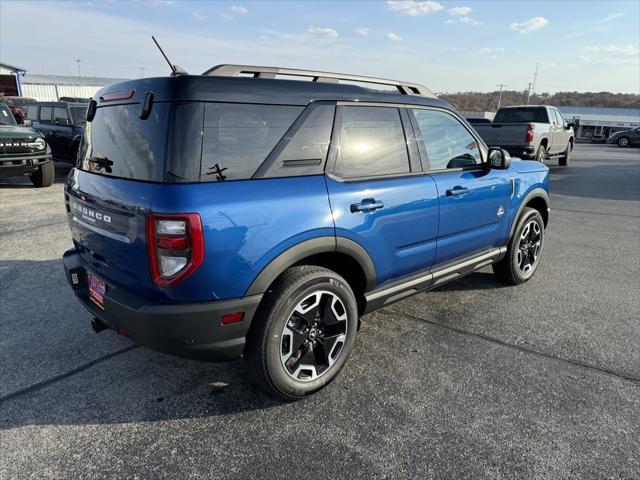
left=363, top=247, right=507, bottom=314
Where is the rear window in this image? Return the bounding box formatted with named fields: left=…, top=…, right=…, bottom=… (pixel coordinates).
left=493, top=107, right=549, bottom=124
left=78, top=104, right=170, bottom=182
left=201, top=103, right=303, bottom=181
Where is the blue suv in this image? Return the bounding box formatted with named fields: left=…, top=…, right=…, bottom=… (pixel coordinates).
left=63, top=65, right=549, bottom=399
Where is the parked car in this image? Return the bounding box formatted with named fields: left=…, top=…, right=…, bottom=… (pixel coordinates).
left=0, top=101, right=54, bottom=187
left=62, top=66, right=550, bottom=399
left=1, top=96, right=37, bottom=123
left=473, top=105, right=575, bottom=165
left=606, top=127, right=640, bottom=147
left=26, top=101, right=88, bottom=162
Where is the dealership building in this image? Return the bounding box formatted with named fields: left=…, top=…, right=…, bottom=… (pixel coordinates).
left=0, top=62, right=126, bottom=101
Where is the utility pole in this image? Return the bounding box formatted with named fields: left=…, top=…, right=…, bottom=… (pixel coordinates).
left=496, top=83, right=506, bottom=110
left=525, top=82, right=533, bottom=105
left=75, top=59, right=82, bottom=77
left=139, top=67, right=145, bottom=78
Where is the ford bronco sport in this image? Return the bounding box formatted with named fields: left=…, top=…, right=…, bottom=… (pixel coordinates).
left=63, top=65, right=550, bottom=399
left=0, top=101, right=54, bottom=187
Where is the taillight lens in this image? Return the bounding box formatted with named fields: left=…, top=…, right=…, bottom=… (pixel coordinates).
left=525, top=124, right=535, bottom=142
left=146, top=213, right=204, bottom=287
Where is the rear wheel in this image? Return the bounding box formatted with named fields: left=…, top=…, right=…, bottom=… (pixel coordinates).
left=535, top=144, right=547, bottom=162
left=245, top=266, right=359, bottom=400
left=559, top=141, right=572, bottom=166
left=30, top=161, right=54, bottom=188
left=617, top=136, right=630, bottom=148
left=493, top=207, right=545, bottom=285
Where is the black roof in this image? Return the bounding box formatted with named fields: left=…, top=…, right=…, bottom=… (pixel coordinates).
left=96, top=75, right=453, bottom=111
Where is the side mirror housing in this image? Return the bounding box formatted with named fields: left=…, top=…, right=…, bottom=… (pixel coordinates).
left=23, top=119, right=33, bottom=127
left=488, top=147, right=511, bottom=169
left=55, top=117, right=69, bottom=126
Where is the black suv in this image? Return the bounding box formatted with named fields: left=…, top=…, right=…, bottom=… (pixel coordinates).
left=27, top=102, right=88, bottom=161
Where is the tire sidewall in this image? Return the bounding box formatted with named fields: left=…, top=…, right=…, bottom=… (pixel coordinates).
left=508, top=209, right=545, bottom=282
left=264, top=274, right=358, bottom=398
left=536, top=145, right=546, bottom=162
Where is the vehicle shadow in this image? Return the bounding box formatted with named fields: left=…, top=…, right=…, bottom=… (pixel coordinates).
left=0, top=161, right=72, bottom=188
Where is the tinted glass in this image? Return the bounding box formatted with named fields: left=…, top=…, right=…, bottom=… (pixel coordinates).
left=411, top=109, right=482, bottom=170
left=166, top=102, right=204, bottom=182
left=264, top=104, right=335, bottom=178
left=201, top=103, right=303, bottom=181
left=39, top=107, right=53, bottom=122
left=0, top=105, right=17, bottom=125
left=335, top=106, right=409, bottom=178
left=26, top=105, right=38, bottom=120
left=78, top=104, right=170, bottom=181
left=493, top=107, right=549, bottom=123
left=54, top=107, right=69, bottom=121
left=70, top=105, right=88, bottom=124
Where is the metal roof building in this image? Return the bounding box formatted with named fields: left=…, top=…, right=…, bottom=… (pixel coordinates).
left=21, top=73, right=129, bottom=101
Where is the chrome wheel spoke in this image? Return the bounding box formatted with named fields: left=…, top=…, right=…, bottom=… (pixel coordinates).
left=517, top=219, right=542, bottom=275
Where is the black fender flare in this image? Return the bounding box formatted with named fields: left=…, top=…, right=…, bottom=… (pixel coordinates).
left=245, top=236, right=376, bottom=296
left=509, top=188, right=549, bottom=239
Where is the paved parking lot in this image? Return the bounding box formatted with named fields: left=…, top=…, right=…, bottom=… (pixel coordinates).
left=1, top=144, right=639, bottom=479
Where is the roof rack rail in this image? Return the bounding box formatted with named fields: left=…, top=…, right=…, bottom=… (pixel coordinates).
left=202, top=65, right=436, bottom=98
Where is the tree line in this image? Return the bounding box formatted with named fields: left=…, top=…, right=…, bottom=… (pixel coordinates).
left=438, top=91, right=640, bottom=112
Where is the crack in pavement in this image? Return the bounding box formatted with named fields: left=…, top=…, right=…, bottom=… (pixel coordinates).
left=379, top=308, right=640, bottom=385
left=0, top=345, right=140, bottom=404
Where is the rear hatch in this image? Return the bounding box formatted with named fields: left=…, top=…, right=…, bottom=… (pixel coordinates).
left=65, top=97, right=170, bottom=300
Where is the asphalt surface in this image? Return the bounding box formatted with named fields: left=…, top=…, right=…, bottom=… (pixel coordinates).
left=1, top=144, right=639, bottom=479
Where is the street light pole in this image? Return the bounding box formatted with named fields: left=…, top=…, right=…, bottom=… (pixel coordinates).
left=75, top=59, right=82, bottom=77
left=496, top=83, right=506, bottom=110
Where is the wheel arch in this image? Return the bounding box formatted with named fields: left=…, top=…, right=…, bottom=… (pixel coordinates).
left=245, top=236, right=376, bottom=312
left=509, top=188, right=549, bottom=240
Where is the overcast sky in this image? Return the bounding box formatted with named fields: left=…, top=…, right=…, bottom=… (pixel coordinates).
left=1, top=0, right=639, bottom=93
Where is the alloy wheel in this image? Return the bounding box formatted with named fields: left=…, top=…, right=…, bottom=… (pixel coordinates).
left=280, top=290, right=348, bottom=382
left=517, top=220, right=542, bottom=275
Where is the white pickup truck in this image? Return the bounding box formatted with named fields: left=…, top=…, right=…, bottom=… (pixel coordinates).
left=473, top=105, right=576, bottom=166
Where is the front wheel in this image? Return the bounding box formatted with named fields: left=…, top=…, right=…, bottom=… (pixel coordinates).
left=617, top=136, right=630, bottom=148
left=244, top=266, right=359, bottom=400
left=30, top=161, right=54, bottom=187
left=559, top=142, right=572, bottom=166
left=493, top=207, right=545, bottom=285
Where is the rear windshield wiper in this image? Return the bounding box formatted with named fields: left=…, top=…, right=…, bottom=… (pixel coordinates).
left=87, top=156, right=113, bottom=173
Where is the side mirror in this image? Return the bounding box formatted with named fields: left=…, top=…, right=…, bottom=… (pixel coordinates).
left=488, top=147, right=511, bottom=169
left=23, top=119, right=32, bottom=127
left=55, top=117, right=69, bottom=126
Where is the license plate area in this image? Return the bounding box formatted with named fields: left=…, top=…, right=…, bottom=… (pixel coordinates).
left=87, top=272, right=106, bottom=310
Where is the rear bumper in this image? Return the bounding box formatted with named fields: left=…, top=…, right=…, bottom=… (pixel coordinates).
left=0, top=153, right=52, bottom=178
left=63, top=248, right=262, bottom=362
left=503, top=145, right=535, bottom=159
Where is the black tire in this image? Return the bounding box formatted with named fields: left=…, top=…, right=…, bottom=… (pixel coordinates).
left=617, top=136, right=630, bottom=148
left=559, top=141, right=572, bottom=166
left=493, top=207, right=545, bottom=285
left=244, top=266, right=359, bottom=400
left=535, top=144, right=547, bottom=162
left=30, top=161, right=55, bottom=188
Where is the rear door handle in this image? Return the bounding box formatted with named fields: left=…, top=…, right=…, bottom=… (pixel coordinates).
left=350, top=198, right=384, bottom=213
left=446, top=186, right=469, bottom=197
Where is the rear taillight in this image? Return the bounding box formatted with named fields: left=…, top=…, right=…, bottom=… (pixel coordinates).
left=146, top=213, right=204, bottom=287
left=525, top=124, right=535, bottom=142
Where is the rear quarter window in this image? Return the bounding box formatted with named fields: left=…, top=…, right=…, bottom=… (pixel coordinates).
left=201, top=103, right=303, bottom=181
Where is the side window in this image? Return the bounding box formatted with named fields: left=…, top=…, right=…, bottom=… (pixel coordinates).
left=555, top=109, right=565, bottom=127
left=201, top=103, right=303, bottom=181
left=264, top=104, right=335, bottom=178
left=334, top=106, right=410, bottom=178
left=39, top=107, right=53, bottom=123
left=26, top=105, right=38, bottom=120
left=54, top=107, right=69, bottom=121
left=411, top=109, right=482, bottom=170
